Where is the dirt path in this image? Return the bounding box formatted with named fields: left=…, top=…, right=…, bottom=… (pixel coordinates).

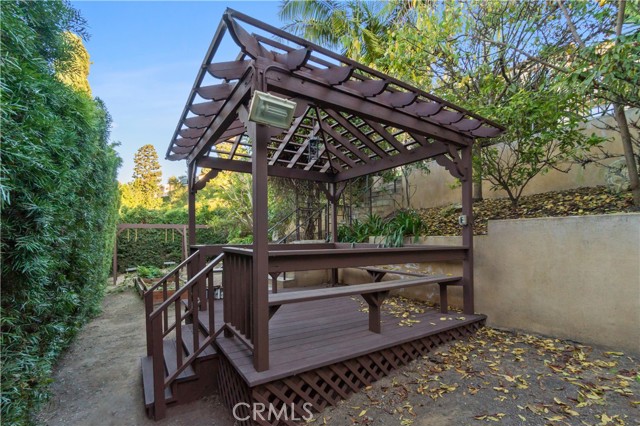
left=35, top=288, right=233, bottom=426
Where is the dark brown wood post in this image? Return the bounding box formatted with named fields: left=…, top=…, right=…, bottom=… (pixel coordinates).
left=188, top=162, right=197, bottom=248
left=461, top=145, right=474, bottom=315
left=248, top=121, right=270, bottom=372
left=330, top=182, right=339, bottom=285
left=439, top=283, right=449, bottom=314
left=362, top=291, right=388, bottom=333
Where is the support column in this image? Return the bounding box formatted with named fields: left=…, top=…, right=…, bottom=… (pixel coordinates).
left=330, top=182, right=339, bottom=285
left=187, top=162, right=197, bottom=248
left=249, top=121, right=270, bottom=372
left=461, top=145, right=474, bottom=315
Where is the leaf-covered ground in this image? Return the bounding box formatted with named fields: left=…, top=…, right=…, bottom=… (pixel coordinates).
left=318, top=324, right=639, bottom=426
left=419, top=186, right=635, bottom=236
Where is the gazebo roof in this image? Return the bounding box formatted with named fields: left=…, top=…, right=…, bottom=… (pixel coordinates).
left=166, top=9, right=505, bottom=183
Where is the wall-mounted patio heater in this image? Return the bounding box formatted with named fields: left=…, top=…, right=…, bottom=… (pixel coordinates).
left=248, top=90, right=297, bottom=129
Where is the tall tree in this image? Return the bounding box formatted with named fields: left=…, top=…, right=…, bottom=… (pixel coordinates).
left=280, top=0, right=608, bottom=207
left=131, top=144, right=162, bottom=209
left=553, top=0, right=640, bottom=207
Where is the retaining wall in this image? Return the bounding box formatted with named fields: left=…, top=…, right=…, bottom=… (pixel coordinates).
left=343, top=214, right=640, bottom=354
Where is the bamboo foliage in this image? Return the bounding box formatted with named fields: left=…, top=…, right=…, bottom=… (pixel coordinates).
left=0, top=1, right=120, bottom=423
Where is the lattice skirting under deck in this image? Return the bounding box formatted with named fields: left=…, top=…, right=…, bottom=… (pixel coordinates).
left=218, top=320, right=484, bottom=426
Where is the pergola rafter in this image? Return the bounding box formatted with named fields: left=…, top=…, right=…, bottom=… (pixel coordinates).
left=166, top=9, right=504, bottom=182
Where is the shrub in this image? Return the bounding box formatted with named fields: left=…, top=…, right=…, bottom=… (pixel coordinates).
left=0, top=1, right=120, bottom=422
left=338, top=210, right=427, bottom=247
left=137, top=265, right=164, bottom=279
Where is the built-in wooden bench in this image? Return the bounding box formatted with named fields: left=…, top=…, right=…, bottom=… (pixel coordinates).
left=268, top=274, right=462, bottom=333
left=357, top=267, right=463, bottom=315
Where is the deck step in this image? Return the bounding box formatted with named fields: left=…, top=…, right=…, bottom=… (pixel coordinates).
left=181, top=324, right=217, bottom=359
left=163, top=340, right=196, bottom=381
left=141, top=356, right=173, bottom=407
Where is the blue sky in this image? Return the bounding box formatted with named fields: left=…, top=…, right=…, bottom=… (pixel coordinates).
left=72, top=1, right=283, bottom=183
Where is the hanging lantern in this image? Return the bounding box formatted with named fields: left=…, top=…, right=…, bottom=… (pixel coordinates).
left=308, top=135, right=320, bottom=161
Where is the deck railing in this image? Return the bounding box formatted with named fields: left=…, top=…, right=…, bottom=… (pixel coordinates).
left=198, top=243, right=469, bottom=371
left=222, top=248, right=255, bottom=350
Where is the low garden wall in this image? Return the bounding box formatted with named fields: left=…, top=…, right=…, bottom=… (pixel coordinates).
left=343, top=213, right=640, bottom=354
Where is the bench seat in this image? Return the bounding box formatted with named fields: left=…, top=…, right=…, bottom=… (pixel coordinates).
left=268, top=275, right=462, bottom=333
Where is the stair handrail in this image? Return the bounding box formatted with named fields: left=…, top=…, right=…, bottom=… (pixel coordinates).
left=144, top=250, right=203, bottom=358
left=143, top=250, right=200, bottom=294
left=149, top=253, right=224, bottom=320
left=148, top=253, right=224, bottom=419
left=268, top=208, right=297, bottom=234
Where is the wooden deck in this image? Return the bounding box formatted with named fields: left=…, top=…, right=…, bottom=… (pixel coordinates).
left=143, top=244, right=482, bottom=422
left=203, top=296, right=484, bottom=387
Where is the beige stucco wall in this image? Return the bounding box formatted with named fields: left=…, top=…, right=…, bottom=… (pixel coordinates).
left=362, top=109, right=638, bottom=212
left=342, top=214, right=640, bottom=354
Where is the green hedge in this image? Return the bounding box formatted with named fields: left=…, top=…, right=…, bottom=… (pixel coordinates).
left=116, top=206, right=229, bottom=271
left=116, top=228, right=223, bottom=272
left=0, top=1, right=120, bottom=423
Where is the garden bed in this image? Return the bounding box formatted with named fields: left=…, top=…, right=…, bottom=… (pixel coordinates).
left=134, top=276, right=187, bottom=305
left=418, top=186, right=635, bottom=236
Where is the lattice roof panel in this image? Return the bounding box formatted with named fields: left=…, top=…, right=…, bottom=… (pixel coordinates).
left=166, top=9, right=505, bottom=183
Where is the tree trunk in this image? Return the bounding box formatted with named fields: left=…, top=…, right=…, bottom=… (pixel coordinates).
left=473, top=180, right=483, bottom=201
left=613, top=104, right=640, bottom=208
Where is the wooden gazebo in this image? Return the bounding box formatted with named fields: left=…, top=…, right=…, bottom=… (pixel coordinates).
left=143, top=9, right=504, bottom=423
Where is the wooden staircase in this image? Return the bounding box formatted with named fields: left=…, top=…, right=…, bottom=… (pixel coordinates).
left=142, top=250, right=222, bottom=420
left=141, top=322, right=219, bottom=419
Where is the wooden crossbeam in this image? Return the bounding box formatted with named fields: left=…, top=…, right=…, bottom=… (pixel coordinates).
left=322, top=141, right=356, bottom=169
left=197, top=156, right=335, bottom=182
left=263, top=68, right=473, bottom=147
left=335, top=141, right=451, bottom=181
left=286, top=123, right=319, bottom=169
left=319, top=116, right=370, bottom=164
left=364, top=120, right=407, bottom=154
left=207, top=60, right=251, bottom=80
left=197, top=83, right=234, bottom=101
left=270, top=114, right=307, bottom=166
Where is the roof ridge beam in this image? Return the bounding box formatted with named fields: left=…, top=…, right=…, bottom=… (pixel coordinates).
left=335, top=141, right=451, bottom=182
left=263, top=68, right=473, bottom=147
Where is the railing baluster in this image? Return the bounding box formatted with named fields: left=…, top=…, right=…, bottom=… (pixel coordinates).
left=151, top=315, right=165, bottom=419
left=246, top=256, right=251, bottom=339
left=208, top=268, right=215, bottom=336
left=191, top=281, right=198, bottom=354
left=174, top=271, right=180, bottom=292
left=175, top=298, right=182, bottom=368
left=145, top=292, right=154, bottom=356
left=162, top=280, right=168, bottom=332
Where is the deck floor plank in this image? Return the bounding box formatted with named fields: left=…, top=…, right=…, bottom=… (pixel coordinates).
left=204, top=297, right=484, bottom=386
